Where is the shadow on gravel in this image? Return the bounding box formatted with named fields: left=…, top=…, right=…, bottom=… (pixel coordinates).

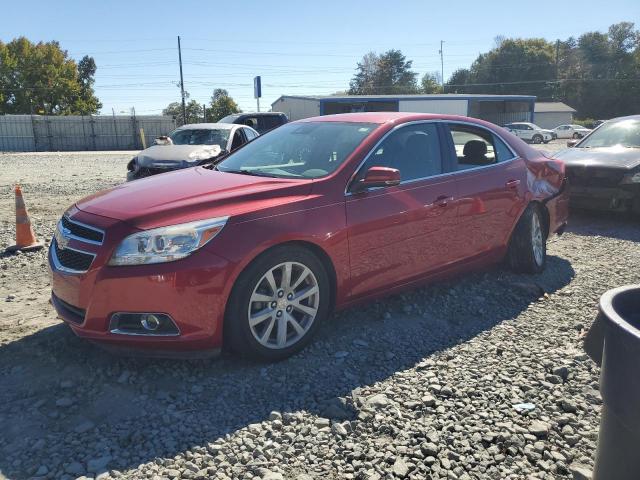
left=567, top=209, right=640, bottom=242
left=0, top=256, right=574, bottom=479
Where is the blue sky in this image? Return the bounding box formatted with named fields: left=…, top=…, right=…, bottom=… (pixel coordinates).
left=2, top=0, right=638, bottom=115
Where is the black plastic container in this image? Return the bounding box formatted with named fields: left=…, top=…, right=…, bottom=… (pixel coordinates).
left=584, top=285, right=640, bottom=480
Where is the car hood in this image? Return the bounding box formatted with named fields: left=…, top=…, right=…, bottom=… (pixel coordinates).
left=553, top=146, right=640, bottom=170
left=136, top=144, right=223, bottom=167
left=76, top=167, right=313, bottom=229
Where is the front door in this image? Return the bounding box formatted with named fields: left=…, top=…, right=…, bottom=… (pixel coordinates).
left=345, top=122, right=459, bottom=298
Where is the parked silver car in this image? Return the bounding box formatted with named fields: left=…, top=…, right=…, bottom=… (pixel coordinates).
left=127, top=123, right=259, bottom=180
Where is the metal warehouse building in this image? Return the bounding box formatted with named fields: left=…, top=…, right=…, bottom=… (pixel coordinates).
left=271, top=94, right=536, bottom=126
left=533, top=102, right=577, bottom=129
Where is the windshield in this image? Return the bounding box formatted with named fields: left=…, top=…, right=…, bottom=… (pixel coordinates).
left=578, top=119, right=640, bottom=148
left=169, top=128, right=230, bottom=146
left=216, top=121, right=377, bottom=178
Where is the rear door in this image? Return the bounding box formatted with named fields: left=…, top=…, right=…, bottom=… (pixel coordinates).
left=443, top=122, right=527, bottom=258
left=345, top=122, right=459, bottom=298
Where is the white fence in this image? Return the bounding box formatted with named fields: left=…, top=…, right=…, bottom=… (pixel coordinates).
left=0, top=115, right=176, bottom=152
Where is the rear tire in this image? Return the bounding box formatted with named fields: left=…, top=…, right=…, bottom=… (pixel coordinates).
left=532, top=134, right=543, bottom=144
left=507, top=204, right=547, bottom=274
left=225, top=246, right=330, bottom=361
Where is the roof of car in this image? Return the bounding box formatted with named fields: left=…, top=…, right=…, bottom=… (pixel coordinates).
left=297, top=112, right=496, bottom=125
left=176, top=122, right=238, bottom=130
left=225, top=112, right=286, bottom=118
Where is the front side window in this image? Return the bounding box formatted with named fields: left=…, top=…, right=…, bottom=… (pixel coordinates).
left=578, top=118, right=640, bottom=148
left=170, top=128, right=230, bottom=146
left=217, top=121, right=377, bottom=178
left=448, top=124, right=513, bottom=169
left=230, top=130, right=245, bottom=151
left=356, top=123, right=442, bottom=182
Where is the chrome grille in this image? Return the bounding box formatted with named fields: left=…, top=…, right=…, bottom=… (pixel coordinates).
left=61, top=215, right=104, bottom=244
left=51, top=238, right=95, bottom=273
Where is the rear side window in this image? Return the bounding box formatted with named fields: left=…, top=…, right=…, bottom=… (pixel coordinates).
left=357, top=123, right=442, bottom=182
left=241, top=117, right=259, bottom=129
left=447, top=123, right=513, bottom=169
left=493, top=135, right=516, bottom=162
left=259, top=115, right=285, bottom=132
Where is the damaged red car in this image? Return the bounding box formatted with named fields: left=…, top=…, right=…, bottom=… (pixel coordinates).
left=49, top=113, right=568, bottom=360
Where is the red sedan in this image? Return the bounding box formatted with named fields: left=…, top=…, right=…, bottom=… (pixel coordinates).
left=49, top=113, right=568, bottom=360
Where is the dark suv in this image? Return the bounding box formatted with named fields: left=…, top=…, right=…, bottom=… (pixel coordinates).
left=219, top=112, right=288, bottom=134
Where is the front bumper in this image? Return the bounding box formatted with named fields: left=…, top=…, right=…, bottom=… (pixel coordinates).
left=568, top=185, right=640, bottom=212
left=48, top=209, right=234, bottom=355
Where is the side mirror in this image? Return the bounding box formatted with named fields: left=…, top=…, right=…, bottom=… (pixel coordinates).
left=155, top=136, right=173, bottom=146
left=567, top=139, right=579, bottom=148
left=354, top=166, right=401, bottom=191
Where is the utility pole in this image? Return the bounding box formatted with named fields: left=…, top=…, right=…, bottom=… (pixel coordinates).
left=555, top=39, right=560, bottom=81
left=439, top=40, right=445, bottom=93
left=177, top=36, right=187, bottom=124
left=203, top=103, right=207, bottom=122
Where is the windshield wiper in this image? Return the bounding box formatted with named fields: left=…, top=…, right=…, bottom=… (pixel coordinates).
left=197, top=150, right=229, bottom=167
left=218, top=168, right=275, bottom=177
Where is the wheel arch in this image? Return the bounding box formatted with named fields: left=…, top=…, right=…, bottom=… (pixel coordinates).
left=222, top=240, right=338, bottom=332
left=507, top=199, right=550, bottom=247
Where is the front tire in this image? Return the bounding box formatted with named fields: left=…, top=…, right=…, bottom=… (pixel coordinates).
left=507, top=204, right=547, bottom=274
left=573, top=132, right=580, bottom=139
left=225, top=246, right=330, bottom=361
left=532, top=134, right=543, bottom=144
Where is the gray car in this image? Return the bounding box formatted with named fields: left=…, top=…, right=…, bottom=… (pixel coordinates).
left=127, top=123, right=259, bottom=180
left=553, top=115, right=640, bottom=213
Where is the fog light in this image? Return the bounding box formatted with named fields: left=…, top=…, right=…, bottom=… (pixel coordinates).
left=141, top=314, right=160, bottom=331
left=109, top=312, right=179, bottom=336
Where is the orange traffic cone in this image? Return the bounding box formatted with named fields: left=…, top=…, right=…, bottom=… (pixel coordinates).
left=5, top=185, right=44, bottom=253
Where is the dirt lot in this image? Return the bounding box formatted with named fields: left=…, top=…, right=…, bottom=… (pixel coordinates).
left=0, top=141, right=638, bottom=480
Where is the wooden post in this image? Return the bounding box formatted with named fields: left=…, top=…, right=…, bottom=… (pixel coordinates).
left=139, top=128, right=146, bottom=149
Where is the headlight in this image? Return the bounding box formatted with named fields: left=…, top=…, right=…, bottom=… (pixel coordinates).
left=108, top=217, right=228, bottom=266
left=127, top=157, right=137, bottom=171
left=188, top=145, right=221, bottom=161
left=621, top=172, right=640, bottom=184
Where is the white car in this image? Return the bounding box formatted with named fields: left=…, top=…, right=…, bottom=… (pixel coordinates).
left=552, top=124, right=592, bottom=139
left=504, top=122, right=554, bottom=144
left=126, top=123, right=259, bottom=180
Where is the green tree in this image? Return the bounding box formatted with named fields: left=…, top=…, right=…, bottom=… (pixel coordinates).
left=349, top=49, right=419, bottom=94
left=420, top=72, right=442, bottom=93
left=162, top=92, right=203, bottom=125
left=571, top=22, right=640, bottom=118
left=0, top=37, right=101, bottom=115
left=207, top=89, right=241, bottom=122
left=446, top=38, right=556, bottom=98
left=445, top=23, right=640, bottom=119
left=446, top=68, right=472, bottom=93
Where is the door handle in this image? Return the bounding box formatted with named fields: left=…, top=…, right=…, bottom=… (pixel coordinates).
left=506, top=179, right=521, bottom=189
left=434, top=195, right=453, bottom=207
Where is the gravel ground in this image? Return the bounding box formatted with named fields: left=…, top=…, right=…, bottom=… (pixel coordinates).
left=1, top=142, right=638, bottom=480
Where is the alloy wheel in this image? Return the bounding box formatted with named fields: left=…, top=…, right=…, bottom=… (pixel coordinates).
left=531, top=213, right=544, bottom=266
left=247, top=261, right=320, bottom=349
